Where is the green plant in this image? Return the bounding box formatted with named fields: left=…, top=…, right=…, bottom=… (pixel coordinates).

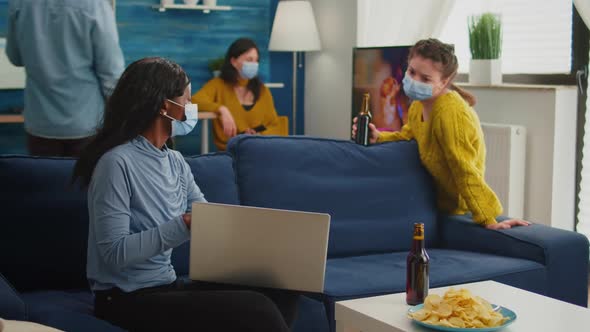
left=208, top=56, right=225, bottom=72
left=468, top=13, right=502, bottom=59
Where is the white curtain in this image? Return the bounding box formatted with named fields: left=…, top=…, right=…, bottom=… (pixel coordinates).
left=440, top=0, right=572, bottom=74
left=575, top=0, right=590, bottom=241
left=575, top=0, right=590, bottom=27
left=357, top=0, right=456, bottom=47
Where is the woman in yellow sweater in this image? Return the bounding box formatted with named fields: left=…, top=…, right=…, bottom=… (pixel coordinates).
left=353, top=39, right=529, bottom=230
left=192, top=38, right=285, bottom=150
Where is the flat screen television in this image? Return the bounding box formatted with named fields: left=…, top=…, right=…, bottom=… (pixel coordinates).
left=351, top=46, right=412, bottom=133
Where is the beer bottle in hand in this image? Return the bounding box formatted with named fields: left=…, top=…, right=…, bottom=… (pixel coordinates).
left=355, top=92, right=372, bottom=146
left=406, top=222, right=429, bottom=305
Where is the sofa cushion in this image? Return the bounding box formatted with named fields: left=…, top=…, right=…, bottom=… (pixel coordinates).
left=27, top=311, right=125, bottom=332
left=323, top=249, right=545, bottom=299
left=22, top=290, right=125, bottom=332
left=0, top=273, right=26, bottom=320
left=0, top=156, right=88, bottom=292
left=228, top=136, right=438, bottom=257
left=21, top=290, right=94, bottom=316
left=184, top=152, right=240, bottom=205
left=173, top=152, right=240, bottom=276
left=292, top=296, right=330, bottom=332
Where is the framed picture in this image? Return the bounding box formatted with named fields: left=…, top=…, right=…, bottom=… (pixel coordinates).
left=351, top=46, right=411, bottom=133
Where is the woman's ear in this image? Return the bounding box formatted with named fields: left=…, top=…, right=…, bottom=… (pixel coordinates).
left=442, top=72, right=456, bottom=89
left=230, top=57, right=239, bottom=70
left=160, top=100, right=170, bottom=116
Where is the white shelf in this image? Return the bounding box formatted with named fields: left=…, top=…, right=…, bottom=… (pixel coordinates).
left=153, top=4, right=231, bottom=14
left=264, top=83, right=285, bottom=89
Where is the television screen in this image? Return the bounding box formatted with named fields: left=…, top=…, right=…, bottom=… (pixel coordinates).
left=352, top=46, right=411, bottom=133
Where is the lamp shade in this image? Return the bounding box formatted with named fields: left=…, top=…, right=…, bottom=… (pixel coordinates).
left=269, top=1, right=321, bottom=51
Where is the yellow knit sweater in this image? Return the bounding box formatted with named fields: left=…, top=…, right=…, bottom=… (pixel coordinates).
left=192, top=78, right=283, bottom=150
left=377, top=91, right=502, bottom=226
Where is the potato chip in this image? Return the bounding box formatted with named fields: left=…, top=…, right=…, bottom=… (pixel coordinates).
left=424, top=314, right=440, bottom=325
left=408, top=288, right=509, bottom=329
left=449, top=316, right=466, bottom=328
left=432, top=302, right=453, bottom=317
left=425, top=294, right=442, bottom=309
left=410, top=309, right=430, bottom=321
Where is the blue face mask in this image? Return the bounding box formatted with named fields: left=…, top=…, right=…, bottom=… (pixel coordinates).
left=163, top=99, right=199, bottom=137
left=402, top=74, right=433, bottom=101
left=240, top=61, right=259, bottom=79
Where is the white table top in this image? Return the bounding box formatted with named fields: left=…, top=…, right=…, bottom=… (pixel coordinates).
left=335, top=281, right=590, bottom=332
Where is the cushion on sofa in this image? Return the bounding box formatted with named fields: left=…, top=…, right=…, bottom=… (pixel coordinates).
left=292, top=296, right=330, bottom=332
left=184, top=152, right=240, bottom=205
left=0, top=273, right=26, bottom=320
left=26, top=311, right=125, bottom=332
left=21, top=290, right=94, bottom=315
left=0, top=156, right=88, bottom=292
left=323, top=249, right=546, bottom=299
left=21, top=290, right=125, bottom=331
left=228, top=136, right=438, bottom=258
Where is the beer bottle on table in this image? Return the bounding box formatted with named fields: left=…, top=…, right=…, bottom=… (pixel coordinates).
left=406, top=222, right=429, bottom=305
left=355, top=92, right=372, bottom=146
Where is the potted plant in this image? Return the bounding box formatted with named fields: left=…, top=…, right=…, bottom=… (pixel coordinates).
left=208, top=56, right=225, bottom=77
left=468, top=13, right=502, bottom=85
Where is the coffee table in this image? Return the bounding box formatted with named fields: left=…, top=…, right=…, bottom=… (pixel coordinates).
left=335, top=281, right=590, bottom=332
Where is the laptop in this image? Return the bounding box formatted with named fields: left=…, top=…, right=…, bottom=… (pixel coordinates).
left=189, top=202, right=330, bottom=293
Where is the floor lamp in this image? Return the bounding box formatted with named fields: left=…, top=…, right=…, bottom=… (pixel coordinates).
left=269, top=0, right=321, bottom=135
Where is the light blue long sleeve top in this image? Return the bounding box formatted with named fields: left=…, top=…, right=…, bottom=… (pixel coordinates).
left=87, top=136, right=206, bottom=292
left=5, top=0, right=125, bottom=139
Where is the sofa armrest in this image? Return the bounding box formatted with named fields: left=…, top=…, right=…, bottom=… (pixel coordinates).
left=439, top=214, right=589, bottom=306
left=0, top=273, right=26, bottom=320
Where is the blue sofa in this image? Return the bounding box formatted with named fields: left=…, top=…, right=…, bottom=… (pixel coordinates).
left=0, top=135, right=588, bottom=332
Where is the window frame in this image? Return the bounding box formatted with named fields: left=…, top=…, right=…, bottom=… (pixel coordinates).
left=572, top=6, right=589, bottom=231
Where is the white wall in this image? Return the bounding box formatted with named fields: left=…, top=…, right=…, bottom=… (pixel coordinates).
left=463, top=84, right=578, bottom=230
left=0, top=38, right=25, bottom=89
left=304, top=0, right=356, bottom=139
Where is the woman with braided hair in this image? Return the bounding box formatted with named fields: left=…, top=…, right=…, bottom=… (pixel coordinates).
left=353, top=38, right=530, bottom=230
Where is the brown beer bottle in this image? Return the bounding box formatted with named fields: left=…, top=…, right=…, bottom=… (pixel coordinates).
left=355, top=92, right=372, bottom=146
left=406, top=222, right=429, bottom=305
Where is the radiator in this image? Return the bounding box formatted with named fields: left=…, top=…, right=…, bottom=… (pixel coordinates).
left=481, top=123, right=526, bottom=219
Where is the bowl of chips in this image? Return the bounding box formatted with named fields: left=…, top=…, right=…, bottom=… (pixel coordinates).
left=407, top=288, right=516, bottom=331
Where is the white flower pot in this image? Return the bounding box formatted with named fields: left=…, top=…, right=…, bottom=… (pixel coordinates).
left=469, top=59, right=502, bottom=85
left=203, top=0, right=217, bottom=6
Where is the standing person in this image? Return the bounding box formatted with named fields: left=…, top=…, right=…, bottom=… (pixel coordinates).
left=5, top=0, right=125, bottom=157
left=353, top=38, right=530, bottom=230
left=72, top=57, right=298, bottom=332
left=192, top=38, right=287, bottom=151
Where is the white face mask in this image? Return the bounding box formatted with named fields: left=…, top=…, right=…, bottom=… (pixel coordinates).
left=163, top=99, right=199, bottom=137
left=240, top=61, right=259, bottom=79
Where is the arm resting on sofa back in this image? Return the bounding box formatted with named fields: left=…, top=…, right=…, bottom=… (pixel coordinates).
left=438, top=214, right=589, bottom=307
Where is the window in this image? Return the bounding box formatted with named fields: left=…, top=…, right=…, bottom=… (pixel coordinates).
left=439, top=0, right=573, bottom=74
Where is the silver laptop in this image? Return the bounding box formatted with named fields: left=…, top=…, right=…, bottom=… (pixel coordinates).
left=189, top=202, right=330, bottom=293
